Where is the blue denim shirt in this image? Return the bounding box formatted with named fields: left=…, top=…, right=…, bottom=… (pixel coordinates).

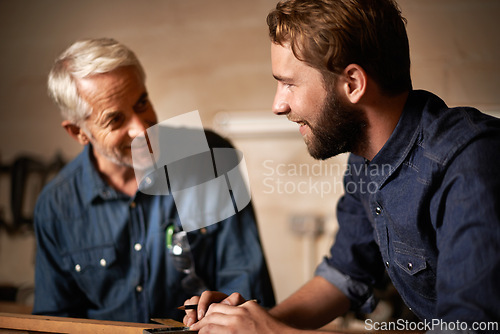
left=33, top=132, right=275, bottom=323
left=316, top=90, right=500, bottom=328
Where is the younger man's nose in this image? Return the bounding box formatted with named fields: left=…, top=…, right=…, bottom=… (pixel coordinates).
left=273, top=101, right=291, bottom=115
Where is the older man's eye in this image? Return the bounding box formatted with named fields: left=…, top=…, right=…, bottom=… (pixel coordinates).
left=107, top=114, right=124, bottom=128
left=134, top=96, right=150, bottom=113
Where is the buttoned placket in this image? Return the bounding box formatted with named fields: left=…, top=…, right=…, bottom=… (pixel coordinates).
left=372, top=198, right=390, bottom=268
left=366, top=160, right=391, bottom=272
left=128, top=197, right=149, bottom=323
left=366, top=156, right=395, bottom=274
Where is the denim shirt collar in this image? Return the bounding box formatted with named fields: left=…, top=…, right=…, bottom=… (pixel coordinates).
left=368, top=90, right=431, bottom=189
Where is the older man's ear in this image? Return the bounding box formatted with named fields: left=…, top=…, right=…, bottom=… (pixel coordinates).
left=62, top=120, right=90, bottom=145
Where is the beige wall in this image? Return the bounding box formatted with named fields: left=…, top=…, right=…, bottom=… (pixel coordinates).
left=0, top=0, right=499, bottom=307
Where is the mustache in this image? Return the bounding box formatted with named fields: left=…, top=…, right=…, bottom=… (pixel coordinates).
left=287, top=114, right=311, bottom=127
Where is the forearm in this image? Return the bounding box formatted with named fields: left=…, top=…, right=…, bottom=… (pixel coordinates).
left=269, top=276, right=350, bottom=329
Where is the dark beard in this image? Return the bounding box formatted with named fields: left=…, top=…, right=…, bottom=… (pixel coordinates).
left=305, top=89, right=368, bottom=160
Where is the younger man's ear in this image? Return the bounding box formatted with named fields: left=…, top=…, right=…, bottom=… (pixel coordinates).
left=61, top=120, right=90, bottom=145
left=341, top=64, right=367, bottom=104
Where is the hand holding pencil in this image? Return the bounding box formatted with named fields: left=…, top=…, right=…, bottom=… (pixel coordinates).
left=178, top=298, right=258, bottom=311
left=182, top=291, right=249, bottom=327
left=182, top=291, right=289, bottom=334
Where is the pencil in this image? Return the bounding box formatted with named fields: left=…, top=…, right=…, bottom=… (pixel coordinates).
left=177, top=299, right=259, bottom=311
left=177, top=304, right=197, bottom=311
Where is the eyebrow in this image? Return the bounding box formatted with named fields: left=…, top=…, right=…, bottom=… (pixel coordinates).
left=99, top=110, right=122, bottom=126
left=273, top=74, right=295, bottom=85
left=97, top=92, right=149, bottom=126
left=273, top=74, right=287, bottom=82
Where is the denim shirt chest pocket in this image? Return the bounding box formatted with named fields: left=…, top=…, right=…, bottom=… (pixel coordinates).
left=392, top=241, right=436, bottom=300
left=62, top=245, right=123, bottom=295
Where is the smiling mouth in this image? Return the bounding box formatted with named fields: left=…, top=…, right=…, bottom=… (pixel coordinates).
left=287, top=117, right=309, bottom=136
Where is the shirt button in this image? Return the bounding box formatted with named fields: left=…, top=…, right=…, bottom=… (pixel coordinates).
left=385, top=261, right=390, bottom=268
left=130, top=201, right=136, bottom=209
left=407, top=262, right=413, bottom=271
left=136, top=285, right=143, bottom=293
left=375, top=206, right=382, bottom=215
left=75, top=264, right=82, bottom=272
left=145, top=177, right=152, bottom=185
left=100, top=258, right=107, bottom=267
left=134, top=243, right=142, bottom=251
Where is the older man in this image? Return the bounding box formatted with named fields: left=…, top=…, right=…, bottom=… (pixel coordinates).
left=33, top=38, right=275, bottom=323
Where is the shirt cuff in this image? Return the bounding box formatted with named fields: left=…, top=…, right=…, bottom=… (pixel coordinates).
left=315, top=259, right=377, bottom=313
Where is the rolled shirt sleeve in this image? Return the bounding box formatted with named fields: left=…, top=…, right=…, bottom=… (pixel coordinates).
left=315, top=259, right=377, bottom=313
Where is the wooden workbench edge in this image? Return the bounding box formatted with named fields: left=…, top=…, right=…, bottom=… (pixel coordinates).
left=0, top=312, right=167, bottom=334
